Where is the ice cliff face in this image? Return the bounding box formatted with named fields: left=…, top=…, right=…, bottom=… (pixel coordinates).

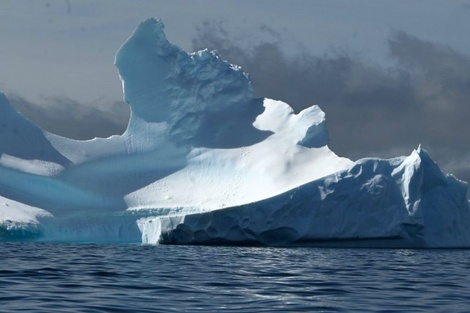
left=1, top=18, right=469, bottom=247
left=140, top=146, right=470, bottom=248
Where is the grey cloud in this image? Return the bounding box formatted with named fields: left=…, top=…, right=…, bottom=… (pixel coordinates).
left=387, top=31, right=470, bottom=155
left=8, top=94, right=129, bottom=140
left=192, top=21, right=470, bottom=185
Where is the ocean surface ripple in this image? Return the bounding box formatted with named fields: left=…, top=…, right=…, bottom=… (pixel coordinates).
left=1, top=243, right=469, bottom=312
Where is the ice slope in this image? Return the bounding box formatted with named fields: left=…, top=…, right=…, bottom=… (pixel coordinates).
left=0, top=195, right=52, bottom=239
left=125, top=99, right=351, bottom=211
left=1, top=18, right=469, bottom=247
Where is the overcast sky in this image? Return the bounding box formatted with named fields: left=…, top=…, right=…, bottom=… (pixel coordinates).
left=1, top=0, right=470, bottom=183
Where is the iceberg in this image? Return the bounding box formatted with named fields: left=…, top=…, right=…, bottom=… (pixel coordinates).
left=1, top=18, right=469, bottom=247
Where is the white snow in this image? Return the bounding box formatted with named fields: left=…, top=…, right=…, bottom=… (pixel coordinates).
left=0, top=154, right=64, bottom=176
left=0, top=195, right=52, bottom=238
left=125, top=99, right=351, bottom=211
left=0, top=18, right=469, bottom=247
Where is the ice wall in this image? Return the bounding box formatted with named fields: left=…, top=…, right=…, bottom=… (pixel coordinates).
left=141, top=147, right=470, bottom=248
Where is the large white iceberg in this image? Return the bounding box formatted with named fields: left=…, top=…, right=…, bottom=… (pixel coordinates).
left=1, top=18, right=469, bottom=247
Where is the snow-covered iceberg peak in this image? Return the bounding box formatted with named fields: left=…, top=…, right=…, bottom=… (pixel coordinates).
left=115, top=18, right=268, bottom=149
left=115, top=18, right=351, bottom=212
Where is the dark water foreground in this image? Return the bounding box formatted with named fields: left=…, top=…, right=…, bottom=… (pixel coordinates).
left=0, top=243, right=469, bottom=312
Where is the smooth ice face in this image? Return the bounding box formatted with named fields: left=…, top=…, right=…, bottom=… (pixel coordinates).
left=1, top=18, right=469, bottom=247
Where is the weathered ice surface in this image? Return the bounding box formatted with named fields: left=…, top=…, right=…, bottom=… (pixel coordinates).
left=1, top=19, right=469, bottom=247
left=140, top=147, right=470, bottom=248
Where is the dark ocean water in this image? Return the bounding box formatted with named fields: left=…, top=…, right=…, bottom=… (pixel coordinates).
left=1, top=243, right=469, bottom=312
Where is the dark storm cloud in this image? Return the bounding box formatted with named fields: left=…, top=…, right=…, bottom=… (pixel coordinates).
left=192, top=21, right=470, bottom=184
left=8, top=94, right=129, bottom=140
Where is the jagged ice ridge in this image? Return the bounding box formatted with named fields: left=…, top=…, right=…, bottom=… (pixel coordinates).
left=1, top=18, right=469, bottom=247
